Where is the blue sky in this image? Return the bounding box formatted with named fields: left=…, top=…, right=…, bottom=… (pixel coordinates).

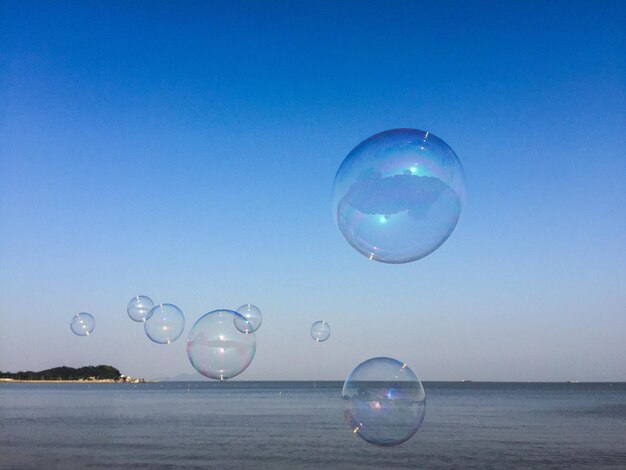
left=1, top=0, right=625, bottom=381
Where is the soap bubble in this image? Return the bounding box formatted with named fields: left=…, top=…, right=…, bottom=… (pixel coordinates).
left=144, top=304, right=185, bottom=344
left=332, top=128, right=465, bottom=263
left=187, top=309, right=256, bottom=380
left=342, top=357, right=426, bottom=447
left=70, top=312, right=95, bottom=336
left=234, top=304, right=262, bottom=333
left=311, top=321, right=330, bottom=342
left=127, top=295, right=154, bottom=322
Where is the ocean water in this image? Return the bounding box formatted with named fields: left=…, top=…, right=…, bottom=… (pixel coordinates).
left=1, top=382, right=625, bottom=469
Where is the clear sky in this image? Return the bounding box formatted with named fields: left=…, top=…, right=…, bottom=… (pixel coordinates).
left=1, top=1, right=624, bottom=381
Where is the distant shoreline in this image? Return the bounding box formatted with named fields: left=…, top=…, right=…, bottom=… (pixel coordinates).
left=0, top=379, right=157, bottom=384
left=1, top=379, right=623, bottom=384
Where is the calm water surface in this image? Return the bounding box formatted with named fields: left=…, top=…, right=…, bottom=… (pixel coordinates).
left=1, top=382, right=625, bottom=469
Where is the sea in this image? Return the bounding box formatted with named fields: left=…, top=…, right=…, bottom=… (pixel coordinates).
left=1, top=381, right=625, bottom=469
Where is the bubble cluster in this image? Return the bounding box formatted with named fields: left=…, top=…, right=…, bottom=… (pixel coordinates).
left=62, top=128, right=457, bottom=448
left=144, top=304, right=185, bottom=344
left=332, top=128, right=465, bottom=263
left=342, top=357, right=425, bottom=447
left=127, top=295, right=154, bottom=322
left=234, top=304, right=263, bottom=334
left=70, top=312, right=95, bottom=336
left=310, top=321, right=331, bottom=342
left=187, top=309, right=256, bottom=380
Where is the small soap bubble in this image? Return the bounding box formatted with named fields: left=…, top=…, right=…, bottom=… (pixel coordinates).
left=70, top=312, right=95, bottom=336
left=342, top=357, right=426, bottom=447
left=144, top=303, right=185, bottom=344
left=127, top=295, right=154, bottom=322
left=332, top=128, right=465, bottom=263
left=311, top=321, right=330, bottom=342
left=234, top=304, right=262, bottom=333
left=187, top=309, right=256, bottom=380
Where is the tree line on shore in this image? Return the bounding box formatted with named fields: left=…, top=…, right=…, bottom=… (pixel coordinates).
left=0, top=365, right=122, bottom=381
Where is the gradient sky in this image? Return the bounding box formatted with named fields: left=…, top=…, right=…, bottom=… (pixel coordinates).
left=1, top=1, right=625, bottom=381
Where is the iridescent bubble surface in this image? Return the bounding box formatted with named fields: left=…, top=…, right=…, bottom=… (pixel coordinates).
left=187, top=309, right=256, bottom=380
left=234, top=304, right=262, bottom=333
left=70, top=312, right=95, bottom=336
left=342, top=357, right=426, bottom=447
left=310, top=321, right=330, bottom=342
left=332, top=128, right=465, bottom=263
left=127, top=295, right=154, bottom=322
left=144, top=304, right=185, bottom=344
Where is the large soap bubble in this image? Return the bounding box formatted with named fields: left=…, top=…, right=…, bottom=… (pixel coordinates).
left=70, top=312, right=95, bottom=336
left=234, top=304, right=262, bottom=333
left=187, top=309, right=256, bottom=380
left=144, top=304, right=185, bottom=344
left=310, top=321, right=330, bottom=342
left=342, top=357, right=426, bottom=447
left=332, top=129, right=465, bottom=263
left=127, top=295, right=154, bottom=322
